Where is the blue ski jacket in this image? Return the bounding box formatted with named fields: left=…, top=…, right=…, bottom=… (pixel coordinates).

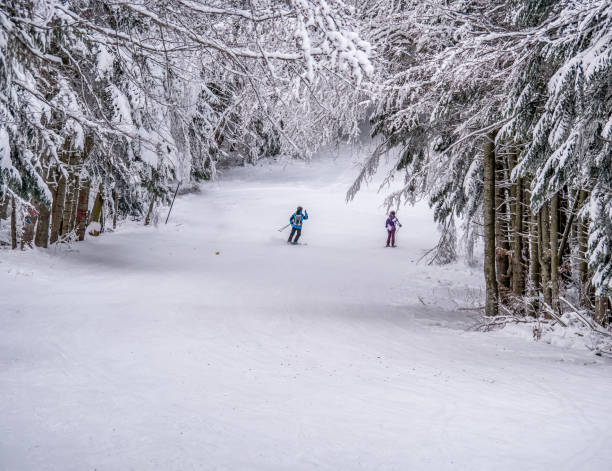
left=290, top=211, right=308, bottom=229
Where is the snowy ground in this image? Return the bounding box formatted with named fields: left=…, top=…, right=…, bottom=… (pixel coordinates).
left=1, top=146, right=612, bottom=471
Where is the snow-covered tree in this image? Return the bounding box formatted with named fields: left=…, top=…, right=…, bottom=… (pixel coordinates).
left=351, top=0, right=611, bottom=323
left=1, top=0, right=373, bottom=245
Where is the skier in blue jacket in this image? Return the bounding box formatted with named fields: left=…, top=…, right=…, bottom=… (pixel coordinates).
left=288, top=206, right=308, bottom=244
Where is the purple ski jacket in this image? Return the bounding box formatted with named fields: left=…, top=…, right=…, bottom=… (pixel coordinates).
left=386, top=217, right=396, bottom=231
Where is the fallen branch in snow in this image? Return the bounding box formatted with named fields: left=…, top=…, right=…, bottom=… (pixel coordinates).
left=473, top=314, right=539, bottom=332
left=472, top=297, right=612, bottom=356
left=541, top=302, right=568, bottom=328
left=559, top=297, right=612, bottom=338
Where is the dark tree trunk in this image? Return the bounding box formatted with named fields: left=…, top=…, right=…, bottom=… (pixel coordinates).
left=594, top=297, right=609, bottom=326
left=483, top=130, right=498, bottom=317
left=509, top=151, right=524, bottom=297
left=550, top=193, right=560, bottom=310
left=112, top=189, right=118, bottom=229
left=495, top=169, right=511, bottom=295
left=34, top=200, right=51, bottom=248
left=539, top=203, right=552, bottom=306
left=144, top=195, right=156, bottom=226
left=76, top=179, right=91, bottom=241
left=11, top=196, right=17, bottom=250
left=61, top=152, right=77, bottom=236
left=62, top=175, right=77, bottom=236
left=0, top=194, right=8, bottom=221
left=558, top=190, right=578, bottom=266
left=69, top=176, right=80, bottom=232
left=49, top=172, right=66, bottom=244
left=577, top=190, right=590, bottom=308
left=529, top=206, right=540, bottom=315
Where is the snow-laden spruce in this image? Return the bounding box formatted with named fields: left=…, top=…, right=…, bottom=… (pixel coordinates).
left=0, top=0, right=372, bottom=246
left=347, top=0, right=611, bottom=324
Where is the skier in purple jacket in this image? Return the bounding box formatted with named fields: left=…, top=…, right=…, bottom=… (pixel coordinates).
left=385, top=211, right=401, bottom=247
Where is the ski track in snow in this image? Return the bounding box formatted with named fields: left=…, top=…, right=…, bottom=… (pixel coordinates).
left=1, top=147, right=612, bottom=471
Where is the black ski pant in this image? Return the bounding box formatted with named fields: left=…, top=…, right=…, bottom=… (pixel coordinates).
left=288, top=227, right=301, bottom=243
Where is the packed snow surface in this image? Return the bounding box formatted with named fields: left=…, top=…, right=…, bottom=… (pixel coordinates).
left=1, top=147, right=611, bottom=470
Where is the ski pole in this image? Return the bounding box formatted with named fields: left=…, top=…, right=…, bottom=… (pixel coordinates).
left=165, top=181, right=181, bottom=224
left=278, top=223, right=291, bottom=232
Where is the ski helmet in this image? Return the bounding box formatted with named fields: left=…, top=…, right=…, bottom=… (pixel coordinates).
left=297, top=206, right=303, bottom=212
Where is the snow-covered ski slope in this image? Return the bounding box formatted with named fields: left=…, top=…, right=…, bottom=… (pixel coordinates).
left=1, top=146, right=611, bottom=471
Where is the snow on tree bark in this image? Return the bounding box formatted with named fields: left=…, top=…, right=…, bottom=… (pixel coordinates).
left=49, top=173, right=67, bottom=245
left=76, top=179, right=91, bottom=241
left=88, top=184, right=104, bottom=236
left=34, top=199, right=50, bottom=248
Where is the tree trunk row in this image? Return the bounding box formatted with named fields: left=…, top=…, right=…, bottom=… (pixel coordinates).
left=0, top=139, right=130, bottom=250
left=482, top=137, right=609, bottom=326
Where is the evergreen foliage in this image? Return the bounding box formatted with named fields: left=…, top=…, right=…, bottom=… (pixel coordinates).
left=351, top=0, right=612, bottom=322
left=1, top=0, right=372, bottom=241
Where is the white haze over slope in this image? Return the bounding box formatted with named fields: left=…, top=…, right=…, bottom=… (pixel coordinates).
left=1, top=145, right=611, bottom=470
